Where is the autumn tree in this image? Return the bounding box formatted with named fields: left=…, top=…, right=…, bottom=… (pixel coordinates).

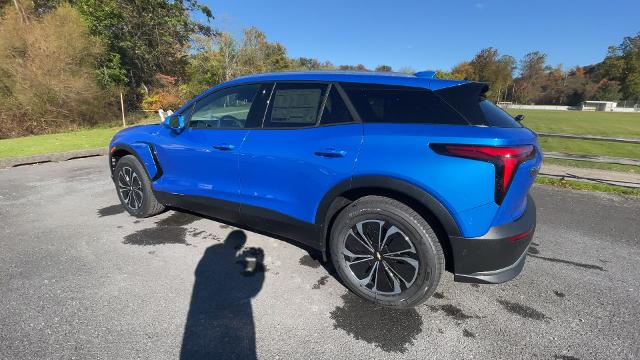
left=601, top=33, right=640, bottom=100
left=375, top=65, right=393, bottom=72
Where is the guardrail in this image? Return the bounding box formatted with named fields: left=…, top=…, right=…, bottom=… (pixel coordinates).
left=537, top=132, right=640, bottom=144
left=543, top=151, right=640, bottom=166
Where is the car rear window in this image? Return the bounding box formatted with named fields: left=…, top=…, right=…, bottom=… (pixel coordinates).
left=340, top=83, right=468, bottom=125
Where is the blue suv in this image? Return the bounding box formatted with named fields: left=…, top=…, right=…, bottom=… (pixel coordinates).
left=109, top=71, right=542, bottom=307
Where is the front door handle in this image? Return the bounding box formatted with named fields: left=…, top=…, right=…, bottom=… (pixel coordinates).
left=314, top=148, right=347, bottom=158
left=212, top=143, right=235, bottom=151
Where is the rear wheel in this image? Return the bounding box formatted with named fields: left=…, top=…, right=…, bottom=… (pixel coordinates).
left=114, top=155, right=165, bottom=218
left=329, top=196, right=444, bottom=308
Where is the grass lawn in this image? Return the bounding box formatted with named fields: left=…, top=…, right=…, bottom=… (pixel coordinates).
left=503, top=109, right=640, bottom=167
left=536, top=176, right=640, bottom=197
left=506, top=109, right=640, bottom=138
left=539, top=137, right=640, bottom=160
left=0, top=126, right=123, bottom=159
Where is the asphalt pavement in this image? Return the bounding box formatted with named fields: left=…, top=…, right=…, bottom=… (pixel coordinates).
left=1, top=156, right=639, bottom=359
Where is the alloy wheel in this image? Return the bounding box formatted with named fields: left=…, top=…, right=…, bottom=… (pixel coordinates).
left=341, top=219, right=421, bottom=297
left=117, top=166, right=144, bottom=210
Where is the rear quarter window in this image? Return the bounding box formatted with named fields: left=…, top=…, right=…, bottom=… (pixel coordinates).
left=434, top=83, right=522, bottom=128
left=340, top=83, right=468, bottom=125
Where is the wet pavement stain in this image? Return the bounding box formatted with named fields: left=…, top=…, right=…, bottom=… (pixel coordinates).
left=554, top=290, right=566, bottom=298
left=330, top=293, right=423, bottom=353
left=299, top=254, right=321, bottom=268
left=97, top=204, right=124, bottom=217
left=430, top=304, right=476, bottom=321
left=433, top=292, right=445, bottom=299
left=156, top=212, right=200, bottom=227
left=462, top=329, right=476, bottom=338
left=529, top=254, right=605, bottom=271
left=498, top=299, right=548, bottom=321
left=186, top=228, right=220, bottom=241
left=123, top=212, right=201, bottom=246
left=312, top=275, right=329, bottom=289
left=124, top=226, right=190, bottom=246
left=554, top=355, right=581, bottom=360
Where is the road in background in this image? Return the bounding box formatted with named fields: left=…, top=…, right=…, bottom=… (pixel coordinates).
left=1, top=157, right=639, bottom=359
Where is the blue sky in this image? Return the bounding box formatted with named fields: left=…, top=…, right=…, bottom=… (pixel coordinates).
left=197, top=0, right=638, bottom=72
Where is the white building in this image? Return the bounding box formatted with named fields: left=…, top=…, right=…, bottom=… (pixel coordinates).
left=580, top=101, right=618, bottom=112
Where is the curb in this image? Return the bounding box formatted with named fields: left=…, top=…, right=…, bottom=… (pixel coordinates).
left=0, top=148, right=107, bottom=169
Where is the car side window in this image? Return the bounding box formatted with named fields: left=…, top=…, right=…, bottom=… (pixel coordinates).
left=320, top=85, right=354, bottom=125
left=263, top=83, right=329, bottom=128
left=340, top=83, right=468, bottom=125
left=189, top=84, right=261, bottom=129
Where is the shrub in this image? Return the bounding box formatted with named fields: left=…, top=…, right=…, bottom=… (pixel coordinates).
left=0, top=4, right=116, bottom=139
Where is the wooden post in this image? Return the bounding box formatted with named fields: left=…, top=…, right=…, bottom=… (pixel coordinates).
left=120, top=92, right=126, bottom=127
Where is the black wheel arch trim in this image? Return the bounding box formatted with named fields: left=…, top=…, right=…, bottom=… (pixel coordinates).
left=110, top=143, right=163, bottom=182
left=316, top=176, right=463, bottom=253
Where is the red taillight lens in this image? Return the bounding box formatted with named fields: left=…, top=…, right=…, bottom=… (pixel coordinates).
left=430, top=144, right=536, bottom=204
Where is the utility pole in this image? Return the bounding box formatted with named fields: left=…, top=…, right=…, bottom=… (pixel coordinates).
left=120, top=93, right=126, bottom=127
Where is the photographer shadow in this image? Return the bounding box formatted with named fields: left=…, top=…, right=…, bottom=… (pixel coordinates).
left=180, top=230, right=264, bottom=360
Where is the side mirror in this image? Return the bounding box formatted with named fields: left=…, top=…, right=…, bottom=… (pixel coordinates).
left=164, top=114, right=186, bottom=132
left=514, top=114, right=525, bottom=122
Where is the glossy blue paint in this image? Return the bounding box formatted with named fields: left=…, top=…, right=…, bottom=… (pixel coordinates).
left=152, top=127, right=249, bottom=203
left=110, top=124, right=162, bottom=179
left=355, top=124, right=539, bottom=237
left=239, top=124, right=362, bottom=223
left=109, top=71, right=542, bottom=239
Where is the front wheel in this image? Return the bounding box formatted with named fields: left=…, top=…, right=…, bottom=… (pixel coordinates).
left=114, top=155, right=165, bottom=218
left=329, top=196, right=444, bottom=308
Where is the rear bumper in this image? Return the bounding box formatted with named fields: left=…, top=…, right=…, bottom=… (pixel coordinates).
left=450, top=195, right=536, bottom=284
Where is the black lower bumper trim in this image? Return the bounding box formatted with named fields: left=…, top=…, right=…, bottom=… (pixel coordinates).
left=450, top=195, right=536, bottom=284
left=454, top=249, right=528, bottom=284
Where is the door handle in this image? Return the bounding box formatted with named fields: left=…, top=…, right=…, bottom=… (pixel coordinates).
left=314, top=148, right=347, bottom=158
left=212, top=143, right=235, bottom=151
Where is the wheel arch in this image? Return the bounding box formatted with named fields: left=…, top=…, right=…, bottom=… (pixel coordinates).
left=316, top=176, right=460, bottom=271
left=109, top=143, right=162, bottom=181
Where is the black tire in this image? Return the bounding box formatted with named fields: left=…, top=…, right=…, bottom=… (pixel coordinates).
left=113, top=155, right=165, bottom=218
left=329, top=196, right=444, bottom=308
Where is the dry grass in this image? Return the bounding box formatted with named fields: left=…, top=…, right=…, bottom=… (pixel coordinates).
left=0, top=4, right=116, bottom=139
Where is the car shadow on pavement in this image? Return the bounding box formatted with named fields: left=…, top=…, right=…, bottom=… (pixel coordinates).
left=180, top=230, right=264, bottom=360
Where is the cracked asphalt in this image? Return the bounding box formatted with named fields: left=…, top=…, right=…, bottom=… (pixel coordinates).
left=1, top=156, right=639, bottom=359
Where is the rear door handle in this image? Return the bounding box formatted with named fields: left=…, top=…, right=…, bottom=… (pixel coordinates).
left=314, top=148, right=347, bottom=158
left=212, top=143, right=235, bottom=151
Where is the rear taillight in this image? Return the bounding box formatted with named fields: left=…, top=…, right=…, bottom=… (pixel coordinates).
left=430, top=144, right=536, bottom=204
